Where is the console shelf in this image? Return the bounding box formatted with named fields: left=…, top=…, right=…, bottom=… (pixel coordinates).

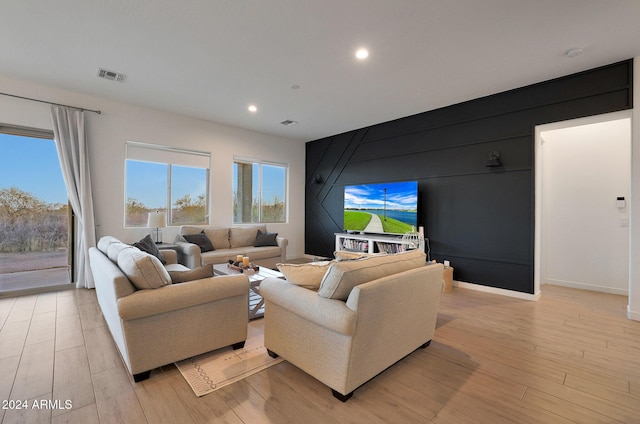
left=335, top=233, right=406, bottom=254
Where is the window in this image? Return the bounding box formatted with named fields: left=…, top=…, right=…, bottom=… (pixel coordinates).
left=0, top=124, right=71, bottom=290
left=233, top=158, right=287, bottom=224
left=125, top=141, right=210, bottom=227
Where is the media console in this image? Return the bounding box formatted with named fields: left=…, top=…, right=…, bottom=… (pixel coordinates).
left=335, top=232, right=407, bottom=254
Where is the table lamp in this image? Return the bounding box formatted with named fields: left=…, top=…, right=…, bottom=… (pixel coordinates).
left=147, top=210, right=166, bottom=244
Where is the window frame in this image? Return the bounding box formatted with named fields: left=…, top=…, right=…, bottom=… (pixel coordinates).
left=233, top=156, right=288, bottom=224
left=124, top=141, right=211, bottom=227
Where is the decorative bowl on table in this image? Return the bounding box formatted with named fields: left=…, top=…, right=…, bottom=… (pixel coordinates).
left=227, top=260, right=260, bottom=274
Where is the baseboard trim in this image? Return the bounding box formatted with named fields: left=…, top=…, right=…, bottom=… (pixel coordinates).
left=453, top=280, right=541, bottom=301
left=628, top=305, right=640, bottom=321
left=545, top=279, right=629, bottom=296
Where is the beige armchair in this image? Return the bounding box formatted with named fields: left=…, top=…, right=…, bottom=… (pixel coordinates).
left=260, top=259, right=444, bottom=401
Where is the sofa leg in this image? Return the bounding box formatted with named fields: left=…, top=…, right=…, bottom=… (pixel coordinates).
left=232, top=341, right=246, bottom=350
left=332, top=389, right=353, bottom=402
left=133, top=370, right=151, bottom=382
left=419, top=340, right=432, bottom=349
left=267, top=349, right=279, bottom=358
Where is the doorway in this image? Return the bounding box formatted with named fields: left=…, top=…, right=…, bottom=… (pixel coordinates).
left=535, top=111, right=632, bottom=295
left=0, top=126, right=72, bottom=294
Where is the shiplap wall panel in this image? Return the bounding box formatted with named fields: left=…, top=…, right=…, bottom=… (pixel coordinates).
left=305, top=60, right=633, bottom=294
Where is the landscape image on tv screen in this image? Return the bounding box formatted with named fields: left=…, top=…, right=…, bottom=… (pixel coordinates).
left=344, top=181, right=418, bottom=235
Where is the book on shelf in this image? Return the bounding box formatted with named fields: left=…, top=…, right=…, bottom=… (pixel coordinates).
left=342, top=238, right=368, bottom=252
left=375, top=241, right=403, bottom=254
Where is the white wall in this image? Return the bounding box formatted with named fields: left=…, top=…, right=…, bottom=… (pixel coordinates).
left=540, top=116, right=631, bottom=295
left=629, top=56, right=640, bottom=320
left=0, top=74, right=305, bottom=259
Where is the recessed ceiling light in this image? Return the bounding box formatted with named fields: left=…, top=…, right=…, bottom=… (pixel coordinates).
left=281, top=119, right=298, bottom=126
left=248, top=104, right=258, bottom=112
left=565, top=48, right=584, bottom=58
left=355, top=48, right=369, bottom=60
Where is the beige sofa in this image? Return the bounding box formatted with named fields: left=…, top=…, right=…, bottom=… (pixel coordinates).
left=176, top=224, right=287, bottom=269
left=260, top=250, right=443, bottom=401
left=89, top=236, right=249, bottom=382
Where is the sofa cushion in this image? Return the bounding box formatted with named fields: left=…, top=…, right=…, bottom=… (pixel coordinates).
left=169, top=263, right=214, bottom=284
left=107, top=242, right=139, bottom=263
left=254, top=229, right=278, bottom=247
left=199, top=249, right=241, bottom=265
left=230, top=225, right=266, bottom=248
left=277, top=261, right=334, bottom=290
left=132, top=234, right=166, bottom=264
left=97, top=236, right=120, bottom=254
left=117, top=249, right=171, bottom=290
left=183, top=232, right=214, bottom=252
left=202, top=228, right=230, bottom=249
left=318, top=249, right=426, bottom=300
left=243, top=245, right=281, bottom=260
left=333, top=250, right=388, bottom=261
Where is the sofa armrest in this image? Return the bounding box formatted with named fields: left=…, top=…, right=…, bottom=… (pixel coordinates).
left=118, top=274, right=249, bottom=321
left=160, top=249, right=178, bottom=265
left=276, top=237, right=288, bottom=262
left=175, top=241, right=201, bottom=269
left=260, top=277, right=356, bottom=335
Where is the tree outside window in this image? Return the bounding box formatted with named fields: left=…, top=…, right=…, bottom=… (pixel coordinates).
left=233, top=160, right=287, bottom=224
left=125, top=142, right=210, bottom=227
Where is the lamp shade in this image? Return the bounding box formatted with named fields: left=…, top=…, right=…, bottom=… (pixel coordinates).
left=147, top=211, right=166, bottom=228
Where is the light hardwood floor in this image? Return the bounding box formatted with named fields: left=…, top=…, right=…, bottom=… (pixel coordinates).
left=1, top=284, right=639, bottom=423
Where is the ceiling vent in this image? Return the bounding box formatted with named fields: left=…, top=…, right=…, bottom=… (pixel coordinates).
left=280, top=119, right=298, bottom=126
left=97, top=68, right=126, bottom=82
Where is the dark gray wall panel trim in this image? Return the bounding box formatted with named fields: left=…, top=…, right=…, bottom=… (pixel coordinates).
left=362, top=60, right=632, bottom=143
left=305, top=59, right=633, bottom=294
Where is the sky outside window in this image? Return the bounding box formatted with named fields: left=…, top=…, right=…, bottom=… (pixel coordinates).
left=0, top=133, right=67, bottom=204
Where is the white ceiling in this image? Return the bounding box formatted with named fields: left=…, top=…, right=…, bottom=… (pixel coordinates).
left=2, top=0, right=640, bottom=142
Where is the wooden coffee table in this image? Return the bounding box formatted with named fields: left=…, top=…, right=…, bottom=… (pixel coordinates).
left=212, top=263, right=284, bottom=319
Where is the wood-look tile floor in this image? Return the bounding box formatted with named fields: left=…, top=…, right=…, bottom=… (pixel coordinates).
left=1, top=284, right=639, bottom=423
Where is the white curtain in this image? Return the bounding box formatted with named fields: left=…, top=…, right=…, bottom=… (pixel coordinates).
left=51, top=105, right=97, bottom=288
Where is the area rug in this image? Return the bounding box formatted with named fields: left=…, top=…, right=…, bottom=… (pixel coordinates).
left=175, top=319, right=283, bottom=397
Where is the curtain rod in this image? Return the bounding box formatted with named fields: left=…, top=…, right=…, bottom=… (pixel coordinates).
left=0, top=92, right=102, bottom=115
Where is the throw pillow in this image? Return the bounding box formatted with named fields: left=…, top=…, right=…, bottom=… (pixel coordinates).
left=107, top=242, right=139, bottom=263
left=117, top=250, right=171, bottom=290
left=277, top=261, right=334, bottom=291
left=318, top=249, right=426, bottom=300
left=132, top=234, right=166, bottom=264
left=254, top=229, right=278, bottom=247
left=183, top=232, right=214, bottom=252
left=97, top=236, right=120, bottom=254
left=169, top=263, right=214, bottom=284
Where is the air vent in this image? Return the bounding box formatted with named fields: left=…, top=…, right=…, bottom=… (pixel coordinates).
left=97, top=68, right=126, bottom=82
left=280, top=119, right=298, bottom=126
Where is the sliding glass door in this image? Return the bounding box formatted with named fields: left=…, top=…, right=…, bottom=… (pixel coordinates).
left=0, top=127, right=71, bottom=293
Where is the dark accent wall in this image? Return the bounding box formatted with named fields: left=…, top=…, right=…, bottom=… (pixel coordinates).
left=305, top=60, right=633, bottom=294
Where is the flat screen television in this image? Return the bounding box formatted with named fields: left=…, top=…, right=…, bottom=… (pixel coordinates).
left=343, top=180, right=418, bottom=235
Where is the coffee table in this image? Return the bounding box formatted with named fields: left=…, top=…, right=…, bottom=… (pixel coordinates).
left=212, top=263, right=284, bottom=319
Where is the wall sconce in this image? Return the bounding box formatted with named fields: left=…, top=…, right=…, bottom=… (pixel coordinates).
left=485, top=151, right=502, bottom=167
